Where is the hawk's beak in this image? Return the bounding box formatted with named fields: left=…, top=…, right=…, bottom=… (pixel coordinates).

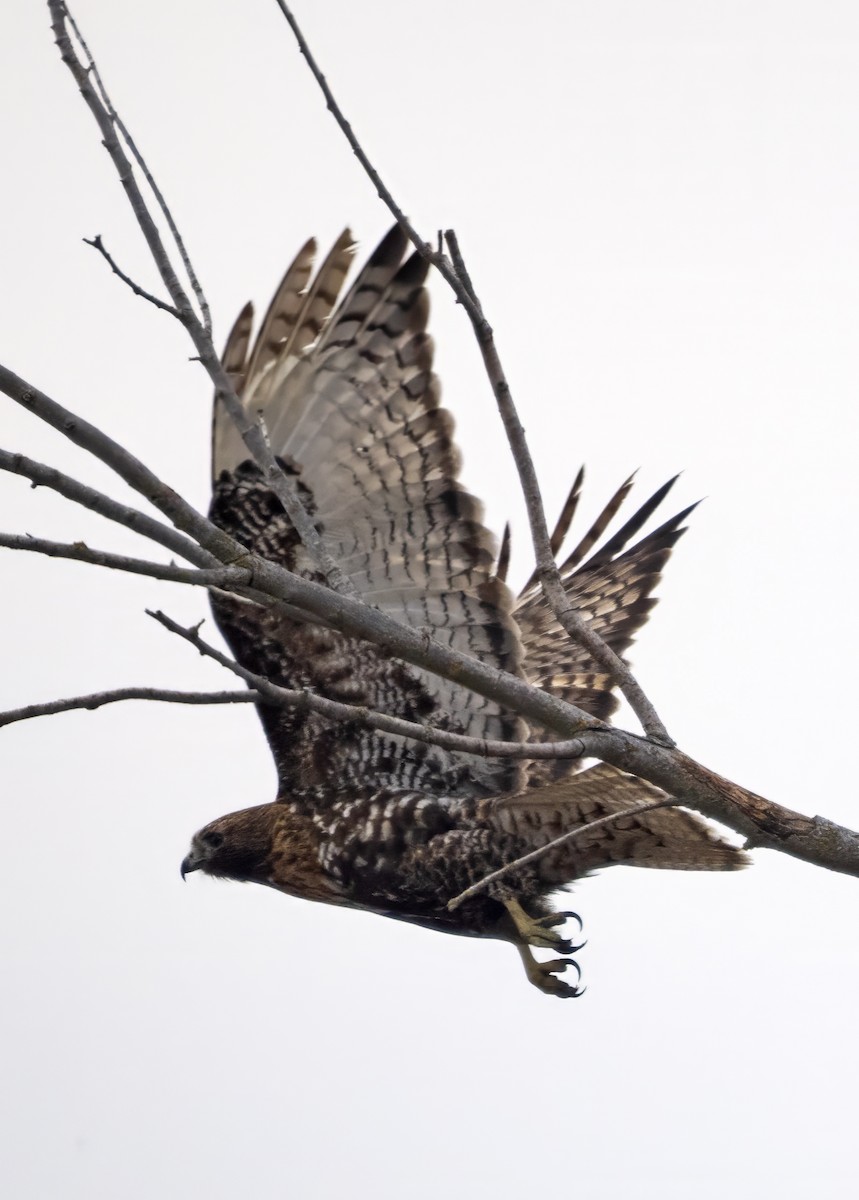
left=180, top=855, right=200, bottom=881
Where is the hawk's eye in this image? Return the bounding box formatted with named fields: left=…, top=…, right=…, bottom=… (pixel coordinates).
left=202, top=830, right=225, bottom=849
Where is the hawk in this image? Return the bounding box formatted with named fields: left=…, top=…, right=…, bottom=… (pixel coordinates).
left=181, top=227, right=746, bottom=997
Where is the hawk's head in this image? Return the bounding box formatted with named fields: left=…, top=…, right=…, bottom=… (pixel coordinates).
left=180, top=804, right=280, bottom=884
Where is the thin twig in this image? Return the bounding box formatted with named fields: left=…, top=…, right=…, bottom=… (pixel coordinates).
left=64, top=6, right=212, bottom=334
left=83, top=235, right=181, bottom=316
left=444, top=228, right=481, bottom=308
left=447, top=798, right=680, bottom=910
left=0, top=532, right=249, bottom=588
left=274, top=1, right=425, bottom=259
left=147, top=608, right=593, bottom=762
left=274, top=0, right=672, bottom=744
left=0, top=688, right=259, bottom=728
left=0, top=447, right=218, bottom=568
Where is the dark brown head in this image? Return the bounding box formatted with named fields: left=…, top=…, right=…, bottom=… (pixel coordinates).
left=180, top=804, right=282, bottom=884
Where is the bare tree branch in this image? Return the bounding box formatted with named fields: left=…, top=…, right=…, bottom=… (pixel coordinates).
left=147, top=608, right=593, bottom=762
left=447, top=798, right=681, bottom=910
left=83, top=234, right=182, bottom=316
left=564, top=729, right=859, bottom=881
left=273, top=0, right=672, bottom=745
left=64, top=5, right=212, bottom=334
left=50, top=0, right=356, bottom=598
left=43, top=1, right=668, bottom=740
left=7, top=351, right=859, bottom=880
left=0, top=688, right=259, bottom=728
left=0, top=448, right=217, bottom=568
left=0, top=363, right=240, bottom=562
left=1, top=369, right=307, bottom=622
left=0, top=365, right=608, bottom=739
left=0, top=532, right=248, bottom=589
left=274, top=0, right=420, bottom=252
left=442, top=226, right=481, bottom=307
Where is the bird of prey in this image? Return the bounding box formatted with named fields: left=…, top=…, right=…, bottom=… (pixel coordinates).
left=181, top=227, right=746, bottom=997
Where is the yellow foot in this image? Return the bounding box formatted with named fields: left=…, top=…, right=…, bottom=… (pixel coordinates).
left=517, top=945, right=585, bottom=999
left=502, top=897, right=584, bottom=955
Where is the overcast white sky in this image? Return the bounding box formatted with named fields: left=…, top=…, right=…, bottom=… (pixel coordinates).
left=2, top=2, right=859, bottom=1197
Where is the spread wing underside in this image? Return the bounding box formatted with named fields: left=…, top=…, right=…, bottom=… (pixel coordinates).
left=209, top=228, right=526, bottom=803
left=209, top=227, right=701, bottom=815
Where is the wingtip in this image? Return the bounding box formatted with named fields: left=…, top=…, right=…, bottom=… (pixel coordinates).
left=495, top=522, right=512, bottom=583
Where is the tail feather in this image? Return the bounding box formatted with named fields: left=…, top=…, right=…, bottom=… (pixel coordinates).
left=491, top=764, right=749, bottom=881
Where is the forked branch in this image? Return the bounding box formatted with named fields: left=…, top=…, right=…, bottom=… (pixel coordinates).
left=0, top=448, right=218, bottom=568
left=65, top=3, right=212, bottom=333
left=82, top=235, right=182, bottom=317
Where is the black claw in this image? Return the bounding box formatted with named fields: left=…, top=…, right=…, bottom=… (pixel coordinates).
left=557, top=935, right=587, bottom=956
left=538, top=956, right=586, bottom=998
left=563, top=960, right=584, bottom=991
left=539, top=910, right=584, bottom=932
left=556, top=981, right=585, bottom=998
left=560, top=958, right=583, bottom=984
left=552, top=957, right=585, bottom=997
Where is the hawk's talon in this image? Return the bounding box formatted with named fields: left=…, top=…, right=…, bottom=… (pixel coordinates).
left=503, top=897, right=585, bottom=954
left=517, top=946, right=585, bottom=999
left=537, top=910, right=586, bottom=953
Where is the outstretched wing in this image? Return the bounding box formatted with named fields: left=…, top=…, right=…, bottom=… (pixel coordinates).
left=209, top=228, right=525, bottom=804
left=513, top=474, right=695, bottom=785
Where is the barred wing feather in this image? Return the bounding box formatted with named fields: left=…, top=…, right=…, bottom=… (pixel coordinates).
left=210, top=228, right=525, bottom=803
